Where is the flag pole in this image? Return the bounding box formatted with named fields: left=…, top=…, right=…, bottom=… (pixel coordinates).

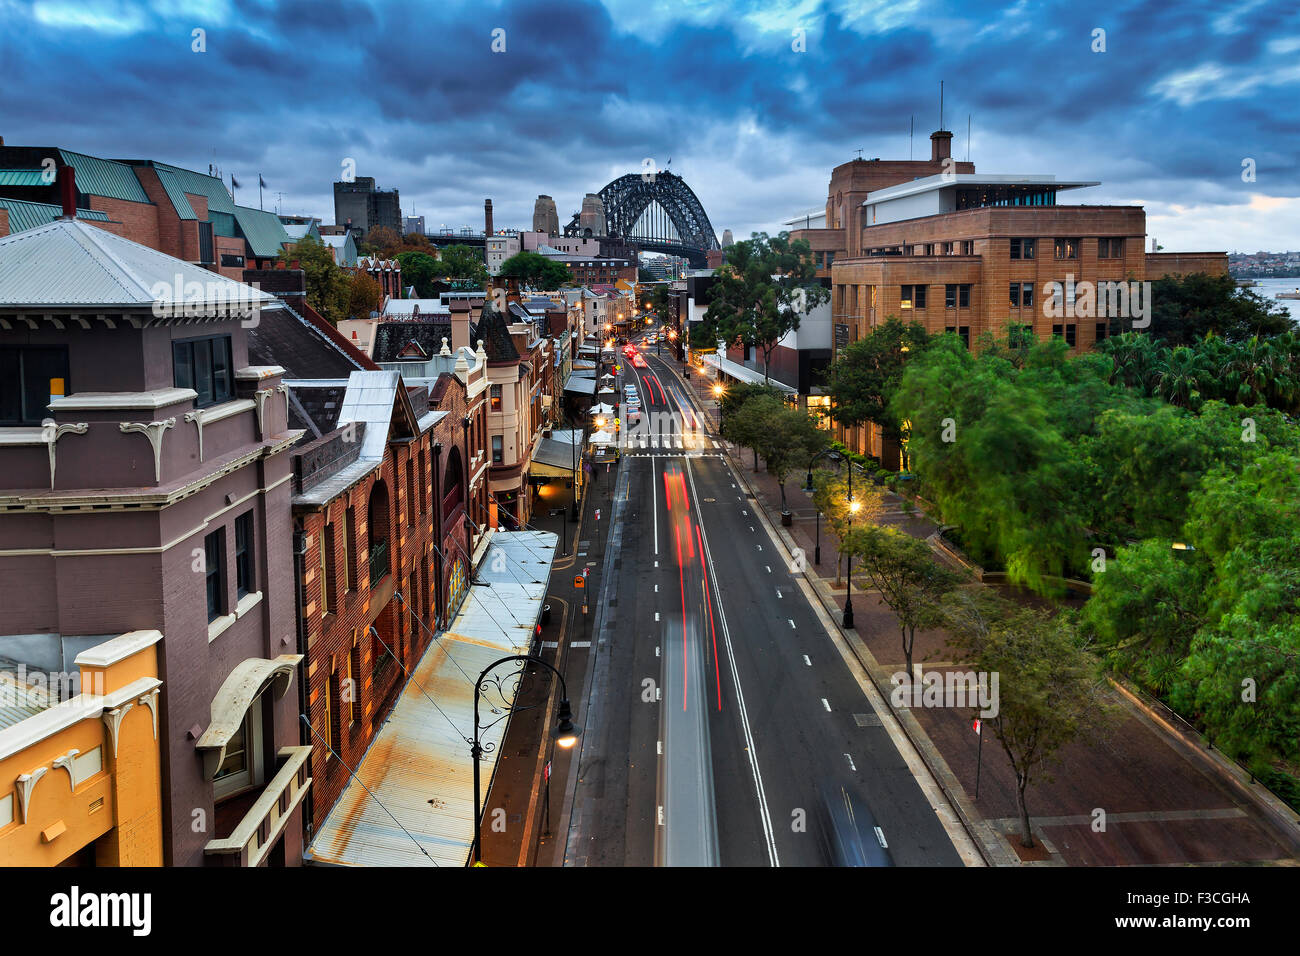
left=259, top=174, right=263, bottom=211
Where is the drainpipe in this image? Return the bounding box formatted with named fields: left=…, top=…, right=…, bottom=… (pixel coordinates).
left=432, top=441, right=444, bottom=629
left=291, top=523, right=314, bottom=837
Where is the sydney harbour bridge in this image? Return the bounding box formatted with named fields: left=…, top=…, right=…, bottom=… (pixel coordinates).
left=563, top=170, right=722, bottom=267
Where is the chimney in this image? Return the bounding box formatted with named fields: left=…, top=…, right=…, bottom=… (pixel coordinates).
left=930, top=130, right=953, bottom=163
left=484, top=198, right=494, bottom=236
left=450, top=299, right=471, bottom=352
left=57, top=164, right=78, bottom=219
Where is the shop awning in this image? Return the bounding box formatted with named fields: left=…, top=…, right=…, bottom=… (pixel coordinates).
left=305, top=531, right=557, bottom=867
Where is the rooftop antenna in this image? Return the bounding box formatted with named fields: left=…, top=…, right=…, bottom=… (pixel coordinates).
left=967, top=113, right=971, bottom=162
left=940, top=80, right=944, bottom=130
left=855, top=148, right=864, bottom=160
left=909, top=115, right=914, bottom=161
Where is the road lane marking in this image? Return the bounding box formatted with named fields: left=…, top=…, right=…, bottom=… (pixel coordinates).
left=776, top=588, right=783, bottom=599
left=657, top=740, right=663, bottom=755
left=844, top=753, right=856, bottom=771
left=655, top=612, right=660, bottom=621
left=803, top=655, right=812, bottom=666
left=765, top=565, right=772, bottom=573
left=685, top=456, right=781, bottom=867
left=571, top=641, right=592, bottom=648
left=655, top=584, right=659, bottom=592
left=788, top=619, right=796, bottom=628
left=822, top=698, right=831, bottom=712
left=756, top=544, right=762, bottom=551
left=658, top=806, right=664, bottom=825
left=655, top=646, right=660, bottom=657
left=652, top=457, right=659, bottom=556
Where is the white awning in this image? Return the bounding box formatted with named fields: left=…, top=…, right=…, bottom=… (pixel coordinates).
left=700, top=353, right=797, bottom=394
left=305, top=530, right=557, bottom=867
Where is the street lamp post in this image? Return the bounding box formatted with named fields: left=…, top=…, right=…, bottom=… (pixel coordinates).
left=804, top=448, right=843, bottom=566
left=712, top=382, right=725, bottom=432
left=844, top=463, right=858, bottom=630
left=470, top=654, right=579, bottom=866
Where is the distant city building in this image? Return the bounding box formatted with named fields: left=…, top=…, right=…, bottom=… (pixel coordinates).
left=579, top=193, right=607, bottom=237
left=333, top=176, right=401, bottom=240
left=404, top=215, right=425, bottom=235
left=533, top=195, right=559, bottom=235
left=722, top=229, right=734, bottom=247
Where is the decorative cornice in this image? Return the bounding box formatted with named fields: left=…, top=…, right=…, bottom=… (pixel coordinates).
left=118, top=418, right=176, bottom=482
left=137, top=688, right=160, bottom=741
left=184, top=399, right=255, bottom=462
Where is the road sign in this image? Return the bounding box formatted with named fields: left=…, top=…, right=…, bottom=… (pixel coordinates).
left=573, top=575, right=585, bottom=589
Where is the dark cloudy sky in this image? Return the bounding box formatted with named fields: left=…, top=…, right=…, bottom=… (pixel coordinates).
left=2, top=0, right=1297, bottom=252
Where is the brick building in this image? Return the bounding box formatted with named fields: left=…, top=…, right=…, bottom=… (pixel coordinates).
left=0, top=212, right=310, bottom=867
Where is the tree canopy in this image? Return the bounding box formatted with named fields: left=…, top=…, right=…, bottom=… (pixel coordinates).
left=694, top=231, right=828, bottom=380
left=499, top=250, right=572, bottom=290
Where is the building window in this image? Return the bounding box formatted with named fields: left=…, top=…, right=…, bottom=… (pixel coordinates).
left=961, top=240, right=974, bottom=255
left=947, top=284, right=971, bottom=308
left=173, top=335, right=233, bottom=409
left=1052, top=324, right=1078, bottom=347
left=219, top=253, right=245, bottom=268
left=348, top=637, right=361, bottom=723
left=321, top=524, right=337, bottom=615
left=205, top=529, right=226, bottom=621
left=490, top=384, right=502, bottom=411
left=1099, top=238, right=1125, bottom=259
left=900, top=285, right=926, bottom=309
left=0, top=346, right=71, bottom=426
left=235, top=511, right=254, bottom=598
left=406, top=463, right=416, bottom=526
left=945, top=285, right=957, bottom=309
left=1021, top=284, right=1035, bottom=308
left=1096, top=322, right=1108, bottom=342
left=325, top=669, right=338, bottom=760
left=1009, top=283, right=1020, bottom=307
left=491, top=435, right=504, bottom=464
left=1010, top=238, right=1036, bottom=260
left=1054, top=238, right=1080, bottom=260
left=343, top=506, right=356, bottom=590
left=419, top=449, right=427, bottom=516
left=825, top=252, right=834, bottom=268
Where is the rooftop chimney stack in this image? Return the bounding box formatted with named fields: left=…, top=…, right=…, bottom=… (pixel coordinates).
left=58, top=164, right=77, bottom=219
left=930, top=130, right=953, bottom=163
left=484, top=198, right=494, bottom=236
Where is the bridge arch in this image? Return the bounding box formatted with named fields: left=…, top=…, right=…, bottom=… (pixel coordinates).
left=566, top=171, right=721, bottom=266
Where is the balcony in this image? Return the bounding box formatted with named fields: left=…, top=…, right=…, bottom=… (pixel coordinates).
left=368, top=539, right=390, bottom=585
left=205, top=745, right=312, bottom=867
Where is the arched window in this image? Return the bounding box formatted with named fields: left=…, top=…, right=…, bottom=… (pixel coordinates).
left=367, top=479, right=390, bottom=585
left=442, top=446, right=464, bottom=522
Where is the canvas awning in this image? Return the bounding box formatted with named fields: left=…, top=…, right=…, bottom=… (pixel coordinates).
left=196, top=655, right=302, bottom=781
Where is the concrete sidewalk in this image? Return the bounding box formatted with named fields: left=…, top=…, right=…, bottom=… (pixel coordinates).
left=670, top=357, right=1300, bottom=866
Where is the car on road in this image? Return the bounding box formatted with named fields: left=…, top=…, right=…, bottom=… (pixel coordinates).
left=816, top=782, right=894, bottom=867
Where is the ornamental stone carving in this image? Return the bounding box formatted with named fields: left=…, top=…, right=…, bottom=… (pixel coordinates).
left=119, top=418, right=176, bottom=482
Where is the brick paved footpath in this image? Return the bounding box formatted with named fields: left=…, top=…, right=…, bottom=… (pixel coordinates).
left=667, top=356, right=1300, bottom=867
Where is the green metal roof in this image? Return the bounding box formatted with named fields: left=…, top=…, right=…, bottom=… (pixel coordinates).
left=0, top=169, right=49, bottom=187
left=154, top=167, right=197, bottom=220
left=0, top=196, right=110, bottom=234
left=210, top=210, right=236, bottom=238
left=150, top=161, right=235, bottom=215
left=57, top=149, right=150, bottom=203
left=233, top=204, right=291, bottom=258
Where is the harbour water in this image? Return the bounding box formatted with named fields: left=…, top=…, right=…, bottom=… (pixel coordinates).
left=1241, top=276, right=1300, bottom=324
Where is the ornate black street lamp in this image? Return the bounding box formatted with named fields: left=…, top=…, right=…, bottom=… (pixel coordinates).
left=469, top=654, right=579, bottom=865
left=803, top=447, right=843, bottom=566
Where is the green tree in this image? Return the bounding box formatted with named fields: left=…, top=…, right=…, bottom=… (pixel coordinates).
left=280, top=236, right=350, bottom=322
left=435, top=244, right=488, bottom=287
left=500, top=250, right=572, bottom=290
left=345, top=271, right=385, bottom=320
left=844, top=524, right=966, bottom=676
left=721, top=393, right=782, bottom=472
left=825, top=316, right=931, bottom=454
left=396, top=251, right=441, bottom=298
left=1147, top=272, right=1293, bottom=346
left=760, top=405, right=828, bottom=513
left=694, top=232, right=828, bottom=380
left=944, top=594, right=1113, bottom=848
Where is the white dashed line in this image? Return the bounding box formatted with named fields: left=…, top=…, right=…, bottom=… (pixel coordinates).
left=765, top=565, right=772, bottom=573
left=654, top=584, right=659, bottom=592
left=822, top=698, right=832, bottom=712
left=657, top=740, right=663, bottom=755
left=655, top=612, right=660, bottom=621
left=776, top=588, right=783, bottom=599
left=845, top=753, right=857, bottom=772
left=657, top=806, right=664, bottom=825
left=788, top=619, right=796, bottom=629
left=803, top=655, right=812, bottom=666
left=655, top=646, right=660, bottom=657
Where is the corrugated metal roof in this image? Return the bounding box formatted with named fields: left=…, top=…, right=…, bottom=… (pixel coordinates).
left=336, top=371, right=400, bottom=462
left=209, top=210, right=236, bottom=238
left=0, top=169, right=48, bottom=187
left=150, top=162, right=235, bottom=215
left=0, top=218, right=278, bottom=311
left=306, top=530, right=557, bottom=867
left=233, top=204, right=291, bottom=257
left=57, top=149, right=151, bottom=203
left=153, top=168, right=197, bottom=220
left=0, top=197, right=109, bottom=234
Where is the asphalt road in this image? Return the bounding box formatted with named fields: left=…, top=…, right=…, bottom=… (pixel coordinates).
left=563, top=337, right=963, bottom=867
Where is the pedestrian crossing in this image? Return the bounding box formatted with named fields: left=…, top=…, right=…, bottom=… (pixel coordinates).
left=618, top=433, right=723, bottom=451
